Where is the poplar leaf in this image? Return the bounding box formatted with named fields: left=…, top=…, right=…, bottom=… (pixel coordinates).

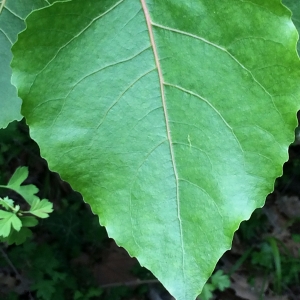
left=11, top=0, right=300, bottom=298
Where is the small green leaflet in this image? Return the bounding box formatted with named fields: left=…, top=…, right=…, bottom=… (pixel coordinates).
left=0, top=166, right=39, bottom=205
left=2, top=227, right=32, bottom=245
left=0, top=216, right=39, bottom=245
left=29, top=198, right=53, bottom=218
left=0, top=166, right=53, bottom=215
left=0, top=166, right=52, bottom=244
left=0, top=209, right=22, bottom=237
left=21, top=216, right=39, bottom=227
left=7, top=165, right=29, bottom=185
left=200, top=284, right=214, bottom=300
left=211, top=270, right=230, bottom=291
left=0, top=196, right=14, bottom=210
left=200, top=270, right=230, bottom=300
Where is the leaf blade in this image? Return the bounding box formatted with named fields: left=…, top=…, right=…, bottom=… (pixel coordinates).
left=7, top=166, right=28, bottom=186
left=11, top=0, right=300, bottom=299
left=0, top=210, right=21, bottom=237
left=29, top=199, right=53, bottom=218
left=2, top=166, right=39, bottom=205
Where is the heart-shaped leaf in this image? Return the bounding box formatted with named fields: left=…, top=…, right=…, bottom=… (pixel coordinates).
left=11, top=0, right=300, bottom=299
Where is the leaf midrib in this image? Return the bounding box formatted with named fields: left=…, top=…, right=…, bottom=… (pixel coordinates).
left=140, top=0, right=186, bottom=284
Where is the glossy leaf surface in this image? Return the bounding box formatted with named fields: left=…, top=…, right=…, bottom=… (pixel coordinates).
left=11, top=0, right=300, bottom=299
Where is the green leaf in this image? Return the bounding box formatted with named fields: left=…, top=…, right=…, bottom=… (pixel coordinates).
left=7, top=166, right=29, bottom=186
left=31, top=279, right=56, bottom=300
left=199, top=284, right=214, bottom=300
left=0, top=210, right=21, bottom=237
left=21, top=216, right=38, bottom=227
left=8, top=213, right=21, bottom=231
left=0, top=209, right=13, bottom=218
left=210, top=270, right=230, bottom=291
left=1, top=166, right=39, bottom=205
left=11, top=0, right=300, bottom=299
left=251, top=242, right=273, bottom=269
left=0, top=0, right=53, bottom=129
left=14, top=186, right=40, bottom=206
left=0, top=196, right=14, bottom=210
left=282, top=0, right=300, bottom=53
left=29, top=198, right=53, bottom=218
left=1, top=226, right=33, bottom=245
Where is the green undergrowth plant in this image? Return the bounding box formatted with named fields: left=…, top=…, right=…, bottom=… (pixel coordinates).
left=232, top=168, right=300, bottom=297
left=249, top=235, right=300, bottom=294
left=1, top=0, right=300, bottom=298
left=0, top=166, right=53, bottom=245
left=0, top=194, right=107, bottom=300
left=199, top=270, right=230, bottom=300
left=0, top=175, right=149, bottom=299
